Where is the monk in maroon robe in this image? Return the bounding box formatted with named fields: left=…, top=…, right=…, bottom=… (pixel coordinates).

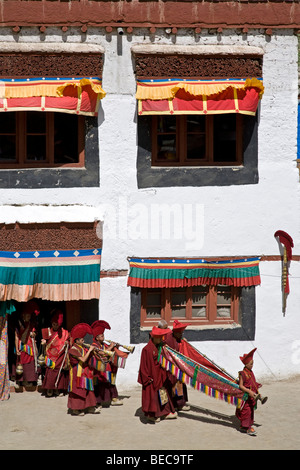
left=164, top=319, right=191, bottom=411
left=90, top=320, right=123, bottom=407
left=236, top=348, right=262, bottom=436
left=138, top=326, right=177, bottom=423
left=14, top=300, right=40, bottom=392
left=41, top=309, right=69, bottom=397
left=67, top=323, right=98, bottom=416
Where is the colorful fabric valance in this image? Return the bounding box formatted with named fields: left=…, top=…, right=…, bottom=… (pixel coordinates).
left=137, top=78, right=264, bottom=116
left=127, top=257, right=261, bottom=288
left=0, top=248, right=101, bottom=302
left=0, top=77, right=106, bottom=116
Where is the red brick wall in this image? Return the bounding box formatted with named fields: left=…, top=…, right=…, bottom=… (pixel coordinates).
left=0, top=1, right=299, bottom=30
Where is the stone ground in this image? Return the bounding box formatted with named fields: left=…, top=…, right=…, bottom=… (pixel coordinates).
left=0, top=375, right=299, bottom=452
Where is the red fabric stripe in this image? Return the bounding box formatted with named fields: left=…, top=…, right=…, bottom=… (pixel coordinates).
left=141, top=99, right=170, bottom=113
left=128, top=275, right=261, bottom=288
left=1, top=87, right=99, bottom=115
left=139, top=87, right=260, bottom=115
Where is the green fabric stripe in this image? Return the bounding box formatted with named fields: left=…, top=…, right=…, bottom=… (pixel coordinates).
left=0, top=300, right=16, bottom=317
left=129, top=266, right=259, bottom=281
left=0, top=264, right=100, bottom=286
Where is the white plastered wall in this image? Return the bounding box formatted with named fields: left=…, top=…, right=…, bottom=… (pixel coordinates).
left=0, top=27, right=299, bottom=387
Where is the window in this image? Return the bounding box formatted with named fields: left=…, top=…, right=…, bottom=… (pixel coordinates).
left=141, top=285, right=240, bottom=327
left=0, top=111, right=85, bottom=168
left=152, top=114, right=243, bottom=166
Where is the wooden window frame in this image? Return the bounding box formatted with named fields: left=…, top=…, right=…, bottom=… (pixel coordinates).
left=151, top=114, right=243, bottom=167
left=0, top=111, right=85, bottom=169
left=141, top=285, right=240, bottom=328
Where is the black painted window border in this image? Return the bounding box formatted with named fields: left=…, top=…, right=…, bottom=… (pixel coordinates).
left=137, top=113, right=258, bottom=188
left=0, top=116, right=99, bottom=188
left=130, top=286, right=256, bottom=343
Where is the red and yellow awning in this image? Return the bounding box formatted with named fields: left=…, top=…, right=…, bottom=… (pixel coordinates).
left=0, top=77, right=106, bottom=116
left=137, top=78, right=264, bottom=116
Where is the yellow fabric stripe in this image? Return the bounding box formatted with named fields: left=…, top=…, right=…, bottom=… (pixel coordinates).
left=136, top=78, right=264, bottom=101
left=3, top=79, right=106, bottom=100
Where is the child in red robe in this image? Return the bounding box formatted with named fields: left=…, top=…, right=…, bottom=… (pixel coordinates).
left=236, top=347, right=263, bottom=436
left=138, top=326, right=178, bottom=423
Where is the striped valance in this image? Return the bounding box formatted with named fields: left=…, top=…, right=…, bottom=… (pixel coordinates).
left=0, top=248, right=101, bottom=302
left=127, top=257, right=261, bottom=288
left=0, top=77, right=106, bottom=116
left=137, top=78, right=264, bottom=116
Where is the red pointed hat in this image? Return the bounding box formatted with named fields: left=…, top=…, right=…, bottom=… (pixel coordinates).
left=240, top=348, right=257, bottom=365
left=91, top=320, right=111, bottom=337
left=71, top=323, right=93, bottom=340
left=172, top=319, right=191, bottom=331
left=150, top=326, right=172, bottom=337
left=23, top=300, right=40, bottom=316
left=50, top=309, right=63, bottom=326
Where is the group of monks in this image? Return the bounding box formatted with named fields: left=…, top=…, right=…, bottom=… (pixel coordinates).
left=12, top=300, right=263, bottom=433
left=12, top=300, right=124, bottom=415
left=138, top=319, right=264, bottom=436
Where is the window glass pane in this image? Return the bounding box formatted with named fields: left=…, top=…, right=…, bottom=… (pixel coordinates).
left=192, top=306, right=206, bottom=317
left=26, top=112, right=46, bottom=161
left=147, top=291, right=162, bottom=307
left=171, top=288, right=186, bottom=318
left=146, top=289, right=161, bottom=318
left=157, top=135, right=177, bottom=161
left=0, top=136, right=16, bottom=161
left=192, top=285, right=207, bottom=304
left=191, top=285, right=207, bottom=317
left=217, top=306, right=231, bottom=318
left=27, top=111, right=46, bottom=133
left=213, top=114, right=237, bottom=162
left=187, top=134, right=206, bottom=160
left=217, top=285, right=231, bottom=304
left=0, top=113, right=17, bottom=161
left=146, top=307, right=161, bottom=318
left=186, top=116, right=206, bottom=160
left=158, top=116, right=176, bottom=134
left=187, top=115, right=206, bottom=133
left=217, top=285, right=232, bottom=318
left=156, top=116, right=177, bottom=162
left=0, top=112, right=16, bottom=134
left=54, top=113, right=79, bottom=163
left=26, top=136, right=46, bottom=161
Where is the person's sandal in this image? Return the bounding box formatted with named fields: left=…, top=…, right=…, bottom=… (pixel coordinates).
left=247, top=427, right=257, bottom=436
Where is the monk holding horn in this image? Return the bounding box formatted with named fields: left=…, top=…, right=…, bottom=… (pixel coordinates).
left=90, top=320, right=124, bottom=408
left=67, top=323, right=98, bottom=416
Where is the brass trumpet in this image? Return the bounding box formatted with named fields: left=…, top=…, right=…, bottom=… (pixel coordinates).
left=106, top=340, right=135, bottom=354
left=255, top=394, right=268, bottom=405
left=83, top=343, right=115, bottom=357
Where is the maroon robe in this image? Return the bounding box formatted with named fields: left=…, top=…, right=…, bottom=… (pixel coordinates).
left=67, top=344, right=96, bottom=411
left=91, top=340, right=118, bottom=405
left=165, top=332, right=188, bottom=409
left=41, top=326, right=69, bottom=392
left=236, top=367, right=261, bottom=429
left=15, top=318, right=39, bottom=383
left=137, top=339, right=175, bottom=418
